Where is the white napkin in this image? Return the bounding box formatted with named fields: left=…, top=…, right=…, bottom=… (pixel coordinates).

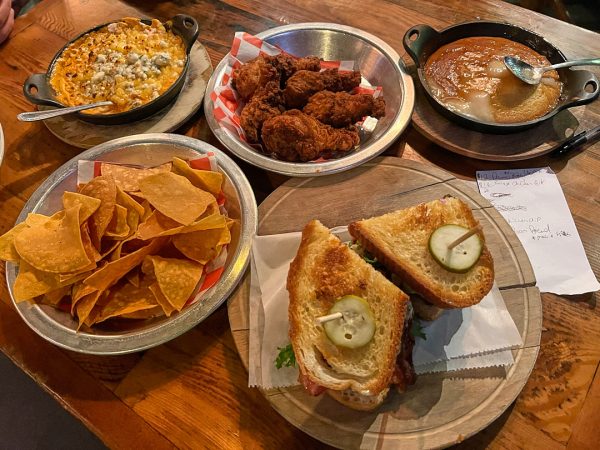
left=248, top=228, right=523, bottom=389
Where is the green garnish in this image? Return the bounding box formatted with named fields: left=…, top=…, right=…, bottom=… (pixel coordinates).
left=275, top=344, right=296, bottom=369
left=411, top=318, right=427, bottom=340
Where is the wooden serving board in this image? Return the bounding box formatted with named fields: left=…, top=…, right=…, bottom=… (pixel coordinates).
left=228, top=157, right=542, bottom=449
left=410, top=75, right=594, bottom=161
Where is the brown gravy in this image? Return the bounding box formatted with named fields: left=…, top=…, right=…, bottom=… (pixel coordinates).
left=424, top=37, right=563, bottom=124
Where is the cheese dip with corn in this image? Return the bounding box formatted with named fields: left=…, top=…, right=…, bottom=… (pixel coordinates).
left=49, top=17, right=186, bottom=115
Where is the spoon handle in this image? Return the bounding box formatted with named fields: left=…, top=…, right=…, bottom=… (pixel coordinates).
left=549, top=58, right=600, bottom=71
left=17, top=101, right=113, bottom=122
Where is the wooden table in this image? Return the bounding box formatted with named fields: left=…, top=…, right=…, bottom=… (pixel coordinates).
left=0, top=0, right=599, bottom=448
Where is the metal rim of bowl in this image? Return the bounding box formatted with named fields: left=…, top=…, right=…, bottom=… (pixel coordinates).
left=204, top=22, right=415, bottom=177
left=5, top=133, right=258, bottom=355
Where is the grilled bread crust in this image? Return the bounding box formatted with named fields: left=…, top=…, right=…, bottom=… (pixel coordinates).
left=326, top=387, right=389, bottom=411
left=287, top=220, right=409, bottom=397
left=348, top=197, right=494, bottom=309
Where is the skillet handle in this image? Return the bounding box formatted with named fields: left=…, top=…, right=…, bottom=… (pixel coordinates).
left=562, top=70, right=600, bottom=108
left=403, top=24, right=440, bottom=67
left=169, top=14, right=199, bottom=53
left=23, top=74, right=62, bottom=107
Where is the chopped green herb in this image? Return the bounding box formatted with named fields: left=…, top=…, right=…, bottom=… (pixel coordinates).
left=275, top=344, right=296, bottom=369
left=411, top=318, right=427, bottom=340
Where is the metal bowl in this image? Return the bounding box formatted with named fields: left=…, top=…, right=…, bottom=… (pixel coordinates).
left=5, top=134, right=257, bottom=355
left=403, top=21, right=600, bottom=134
left=204, top=23, right=415, bottom=177
left=23, top=15, right=199, bottom=125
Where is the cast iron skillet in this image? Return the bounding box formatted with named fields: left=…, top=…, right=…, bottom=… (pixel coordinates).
left=23, top=14, right=199, bottom=125
left=403, top=21, right=600, bottom=134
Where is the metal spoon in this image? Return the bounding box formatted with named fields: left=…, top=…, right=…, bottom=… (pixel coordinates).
left=504, top=56, right=600, bottom=85
left=17, top=101, right=113, bottom=122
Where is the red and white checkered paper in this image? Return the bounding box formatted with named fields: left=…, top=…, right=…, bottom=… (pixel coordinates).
left=210, top=32, right=383, bottom=143
left=77, top=153, right=228, bottom=307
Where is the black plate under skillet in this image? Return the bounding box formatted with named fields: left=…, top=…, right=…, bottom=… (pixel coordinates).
left=22, top=14, right=199, bottom=125
left=403, top=21, right=600, bottom=134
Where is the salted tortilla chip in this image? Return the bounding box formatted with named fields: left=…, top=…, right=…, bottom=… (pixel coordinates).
left=171, top=157, right=223, bottom=196
left=81, top=223, right=102, bottom=263
left=145, top=255, right=203, bottom=311
left=100, top=162, right=171, bottom=192
left=120, top=305, right=164, bottom=320
left=42, top=285, right=71, bottom=306
left=14, top=206, right=91, bottom=273
left=126, top=269, right=140, bottom=288
left=138, top=212, right=226, bottom=240
left=116, top=187, right=144, bottom=237
left=25, top=213, right=52, bottom=227
left=82, top=237, right=166, bottom=292
left=79, top=175, right=117, bottom=249
left=139, top=172, right=215, bottom=225
left=173, top=225, right=231, bottom=265
left=13, top=261, right=86, bottom=302
left=91, top=281, right=159, bottom=325
left=105, top=205, right=130, bottom=238
left=62, top=192, right=101, bottom=224
left=75, top=290, right=103, bottom=328
left=0, top=222, right=29, bottom=262
left=149, top=282, right=177, bottom=317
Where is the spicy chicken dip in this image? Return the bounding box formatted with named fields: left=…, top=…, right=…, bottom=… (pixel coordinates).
left=49, top=18, right=186, bottom=115
left=424, top=36, right=563, bottom=124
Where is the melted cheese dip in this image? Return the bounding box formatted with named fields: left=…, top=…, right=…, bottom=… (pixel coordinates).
left=424, top=37, right=562, bottom=123
left=50, top=18, right=186, bottom=115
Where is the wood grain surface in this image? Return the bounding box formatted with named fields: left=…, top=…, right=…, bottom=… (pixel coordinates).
left=227, top=157, right=543, bottom=449
left=0, top=0, right=599, bottom=449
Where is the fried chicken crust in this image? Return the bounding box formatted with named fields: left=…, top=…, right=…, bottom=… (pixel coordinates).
left=284, top=69, right=362, bottom=109
left=261, top=110, right=360, bottom=162
left=240, top=81, right=285, bottom=143
left=303, top=91, right=386, bottom=127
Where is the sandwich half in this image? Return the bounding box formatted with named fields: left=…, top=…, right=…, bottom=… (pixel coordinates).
left=287, top=220, right=414, bottom=411
left=348, top=197, right=494, bottom=320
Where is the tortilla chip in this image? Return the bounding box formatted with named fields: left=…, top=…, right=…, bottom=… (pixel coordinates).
left=14, top=206, right=91, bottom=273
left=75, top=290, right=103, bottom=328
left=79, top=175, right=117, bottom=249
left=105, top=204, right=130, bottom=239
left=100, top=162, right=171, bottom=192
left=81, top=223, right=102, bottom=263
left=82, top=237, right=167, bottom=292
left=42, top=285, right=71, bottom=306
left=138, top=212, right=227, bottom=240
left=13, top=261, right=86, bottom=302
left=149, top=282, right=177, bottom=317
left=91, top=281, right=159, bottom=325
left=172, top=225, right=231, bottom=265
left=120, top=305, right=164, bottom=320
left=145, top=255, right=203, bottom=311
left=171, top=157, right=223, bottom=196
left=25, top=213, right=52, bottom=227
left=139, top=172, right=215, bottom=225
left=62, top=192, right=102, bottom=224
left=126, top=269, right=140, bottom=288
left=117, top=187, right=144, bottom=237
left=0, top=222, right=29, bottom=262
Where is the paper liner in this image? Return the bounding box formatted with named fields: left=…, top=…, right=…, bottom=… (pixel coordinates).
left=77, top=153, right=229, bottom=309
left=210, top=31, right=383, bottom=145
left=248, top=228, right=523, bottom=389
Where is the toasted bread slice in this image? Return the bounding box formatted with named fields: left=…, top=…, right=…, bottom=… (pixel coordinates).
left=327, top=387, right=390, bottom=411
left=287, top=220, right=409, bottom=397
left=348, top=197, right=494, bottom=309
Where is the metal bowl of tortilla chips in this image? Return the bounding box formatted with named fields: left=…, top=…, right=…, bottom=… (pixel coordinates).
left=4, top=133, right=257, bottom=354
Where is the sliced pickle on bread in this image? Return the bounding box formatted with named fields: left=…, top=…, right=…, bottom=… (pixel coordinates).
left=428, top=224, right=483, bottom=273
left=323, top=295, right=376, bottom=349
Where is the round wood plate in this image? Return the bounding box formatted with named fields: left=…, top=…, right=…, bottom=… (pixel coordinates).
left=228, top=157, right=542, bottom=449
left=411, top=76, right=594, bottom=161
left=39, top=42, right=213, bottom=149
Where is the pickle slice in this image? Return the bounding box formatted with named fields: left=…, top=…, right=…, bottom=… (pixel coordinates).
left=428, top=224, right=483, bottom=273
left=323, top=295, right=375, bottom=349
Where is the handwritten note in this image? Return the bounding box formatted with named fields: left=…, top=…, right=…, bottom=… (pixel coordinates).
left=477, top=168, right=599, bottom=295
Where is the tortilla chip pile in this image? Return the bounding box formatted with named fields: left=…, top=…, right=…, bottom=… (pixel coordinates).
left=0, top=157, right=233, bottom=329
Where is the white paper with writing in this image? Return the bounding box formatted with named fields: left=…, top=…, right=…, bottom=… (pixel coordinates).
left=248, top=228, right=522, bottom=389
left=477, top=168, right=599, bottom=294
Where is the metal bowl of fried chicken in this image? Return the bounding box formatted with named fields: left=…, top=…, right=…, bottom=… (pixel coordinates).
left=204, top=23, right=415, bottom=177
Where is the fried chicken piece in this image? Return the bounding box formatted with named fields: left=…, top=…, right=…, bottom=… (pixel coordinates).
left=231, top=55, right=278, bottom=101
left=303, top=91, right=386, bottom=128
left=231, top=54, right=321, bottom=101
left=261, top=110, right=360, bottom=162
left=265, top=54, right=321, bottom=83
left=283, top=69, right=362, bottom=109
left=240, top=81, right=285, bottom=143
